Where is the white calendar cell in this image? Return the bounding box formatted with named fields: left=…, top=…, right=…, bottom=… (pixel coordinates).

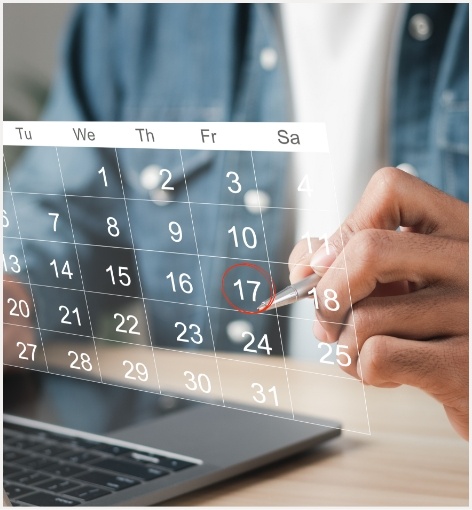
left=269, top=263, right=348, bottom=322
left=67, top=196, right=132, bottom=249
left=217, top=358, right=293, bottom=418
left=95, top=339, right=159, bottom=393
left=208, top=307, right=285, bottom=364
left=120, top=148, right=187, bottom=202
left=266, top=213, right=341, bottom=265
left=138, top=251, right=204, bottom=306
left=144, top=300, right=212, bottom=352
left=127, top=199, right=197, bottom=254
left=3, top=192, right=20, bottom=238
left=201, top=257, right=274, bottom=313
left=13, top=193, right=74, bottom=244
left=285, top=321, right=355, bottom=376
left=7, top=147, right=64, bottom=195
left=184, top=150, right=257, bottom=206
left=88, top=293, right=150, bottom=345
left=3, top=247, right=27, bottom=283
left=287, top=369, right=369, bottom=433
left=31, top=286, right=92, bottom=338
left=57, top=147, right=124, bottom=199
left=191, top=203, right=265, bottom=260
left=154, top=349, right=224, bottom=405
left=76, top=244, right=141, bottom=298
left=42, top=333, right=101, bottom=383
left=3, top=280, right=39, bottom=329
left=4, top=324, right=47, bottom=372
left=22, top=240, right=83, bottom=290
left=252, top=151, right=337, bottom=212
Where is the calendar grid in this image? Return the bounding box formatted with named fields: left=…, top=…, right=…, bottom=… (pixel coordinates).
left=3, top=123, right=371, bottom=434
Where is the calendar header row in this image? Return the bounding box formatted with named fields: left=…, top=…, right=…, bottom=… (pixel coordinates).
left=3, top=122, right=329, bottom=153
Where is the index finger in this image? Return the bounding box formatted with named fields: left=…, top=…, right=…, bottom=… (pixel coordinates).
left=310, top=167, right=469, bottom=273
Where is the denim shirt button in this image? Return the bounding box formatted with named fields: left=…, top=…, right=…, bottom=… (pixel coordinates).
left=408, top=14, right=433, bottom=41
left=396, top=163, right=418, bottom=177
left=150, top=188, right=170, bottom=205
left=140, top=164, right=162, bottom=189
left=244, top=189, right=271, bottom=214
left=140, top=164, right=171, bottom=205
left=260, top=47, right=278, bottom=71
left=226, top=320, right=254, bottom=343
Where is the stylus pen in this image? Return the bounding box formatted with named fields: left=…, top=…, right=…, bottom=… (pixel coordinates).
left=257, top=272, right=321, bottom=312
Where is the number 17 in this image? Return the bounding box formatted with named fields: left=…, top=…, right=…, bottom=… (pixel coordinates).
left=234, top=279, right=260, bottom=301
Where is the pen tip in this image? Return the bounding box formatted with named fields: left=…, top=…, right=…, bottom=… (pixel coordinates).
left=257, top=301, right=267, bottom=311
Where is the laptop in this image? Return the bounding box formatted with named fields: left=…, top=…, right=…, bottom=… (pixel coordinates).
left=3, top=371, right=341, bottom=506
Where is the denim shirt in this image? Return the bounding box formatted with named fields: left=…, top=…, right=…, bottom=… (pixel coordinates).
left=4, top=3, right=468, bottom=431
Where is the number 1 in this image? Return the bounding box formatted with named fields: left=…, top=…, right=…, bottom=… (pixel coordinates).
left=98, top=167, right=108, bottom=187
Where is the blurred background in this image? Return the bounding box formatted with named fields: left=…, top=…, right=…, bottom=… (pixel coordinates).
left=4, top=4, right=73, bottom=163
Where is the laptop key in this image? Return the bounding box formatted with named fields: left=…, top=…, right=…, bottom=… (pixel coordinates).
left=90, top=443, right=135, bottom=456
left=65, top=485, right=112, bottom=501
left=19, top=491, right=80, bottom=506
left=59, top=450, right=102, bottom=464
left=74, top=471, right=140, bottom=491
left=16, top=455, right=56, bottom=471
left=9, top=470, right=51, bottom=485
left=127, top=452, right=196, bottom=472
left=43, top=462, right=87, bottom=478
left=31, top=444, right=73, bottom=457
left=3, top=450, right=28, bottom=463
left=3, top=463, right=25, bottom=478
left=6, top=438, right=42, bottom=449
left=35, top=478, right=81, bottom=493
left=4, top=482, right=35, bottom=499
left=90, top=458, right=169, bottom=481
left=157, top=457, right=196, bottom=471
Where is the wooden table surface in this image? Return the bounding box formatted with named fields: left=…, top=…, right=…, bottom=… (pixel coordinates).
left=45, top=344, right=469, bottom=506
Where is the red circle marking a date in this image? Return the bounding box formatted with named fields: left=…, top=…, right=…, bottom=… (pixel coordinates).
left=221, top=262, right=276, bottom=315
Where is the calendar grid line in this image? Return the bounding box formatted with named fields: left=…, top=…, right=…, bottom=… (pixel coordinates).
left=326, top=146, right=371, bottom=435
left=179, top=149, right=226, bottom=406
left=6, top=190, right=337, bottom=214
left=55, top=148, right=103, bottom=383
left=3, top=361, right=369, bottom=435
left=250, top=151, right=295, bottom=420
left=114, top=148, right=162, bottom=393
left=3, top=155, right=50, bottom=373
left=3, top=235, right=348, bottom=271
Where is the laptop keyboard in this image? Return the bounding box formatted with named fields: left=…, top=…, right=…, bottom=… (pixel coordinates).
left=3, top=421, right=199, bottom=506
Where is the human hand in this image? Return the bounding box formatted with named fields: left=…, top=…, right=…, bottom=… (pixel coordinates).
left=288, top=168, right=469, bottom=440
left=3, top=279, right=35, bottom=368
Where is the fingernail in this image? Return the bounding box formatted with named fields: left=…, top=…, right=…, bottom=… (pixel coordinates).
left=310, top=246, right=336, bottom=274
left=312, top=320, right=328, bottom=342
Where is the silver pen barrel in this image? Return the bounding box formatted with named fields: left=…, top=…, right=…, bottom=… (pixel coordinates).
left=257, top=273, right=321, bottom=311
